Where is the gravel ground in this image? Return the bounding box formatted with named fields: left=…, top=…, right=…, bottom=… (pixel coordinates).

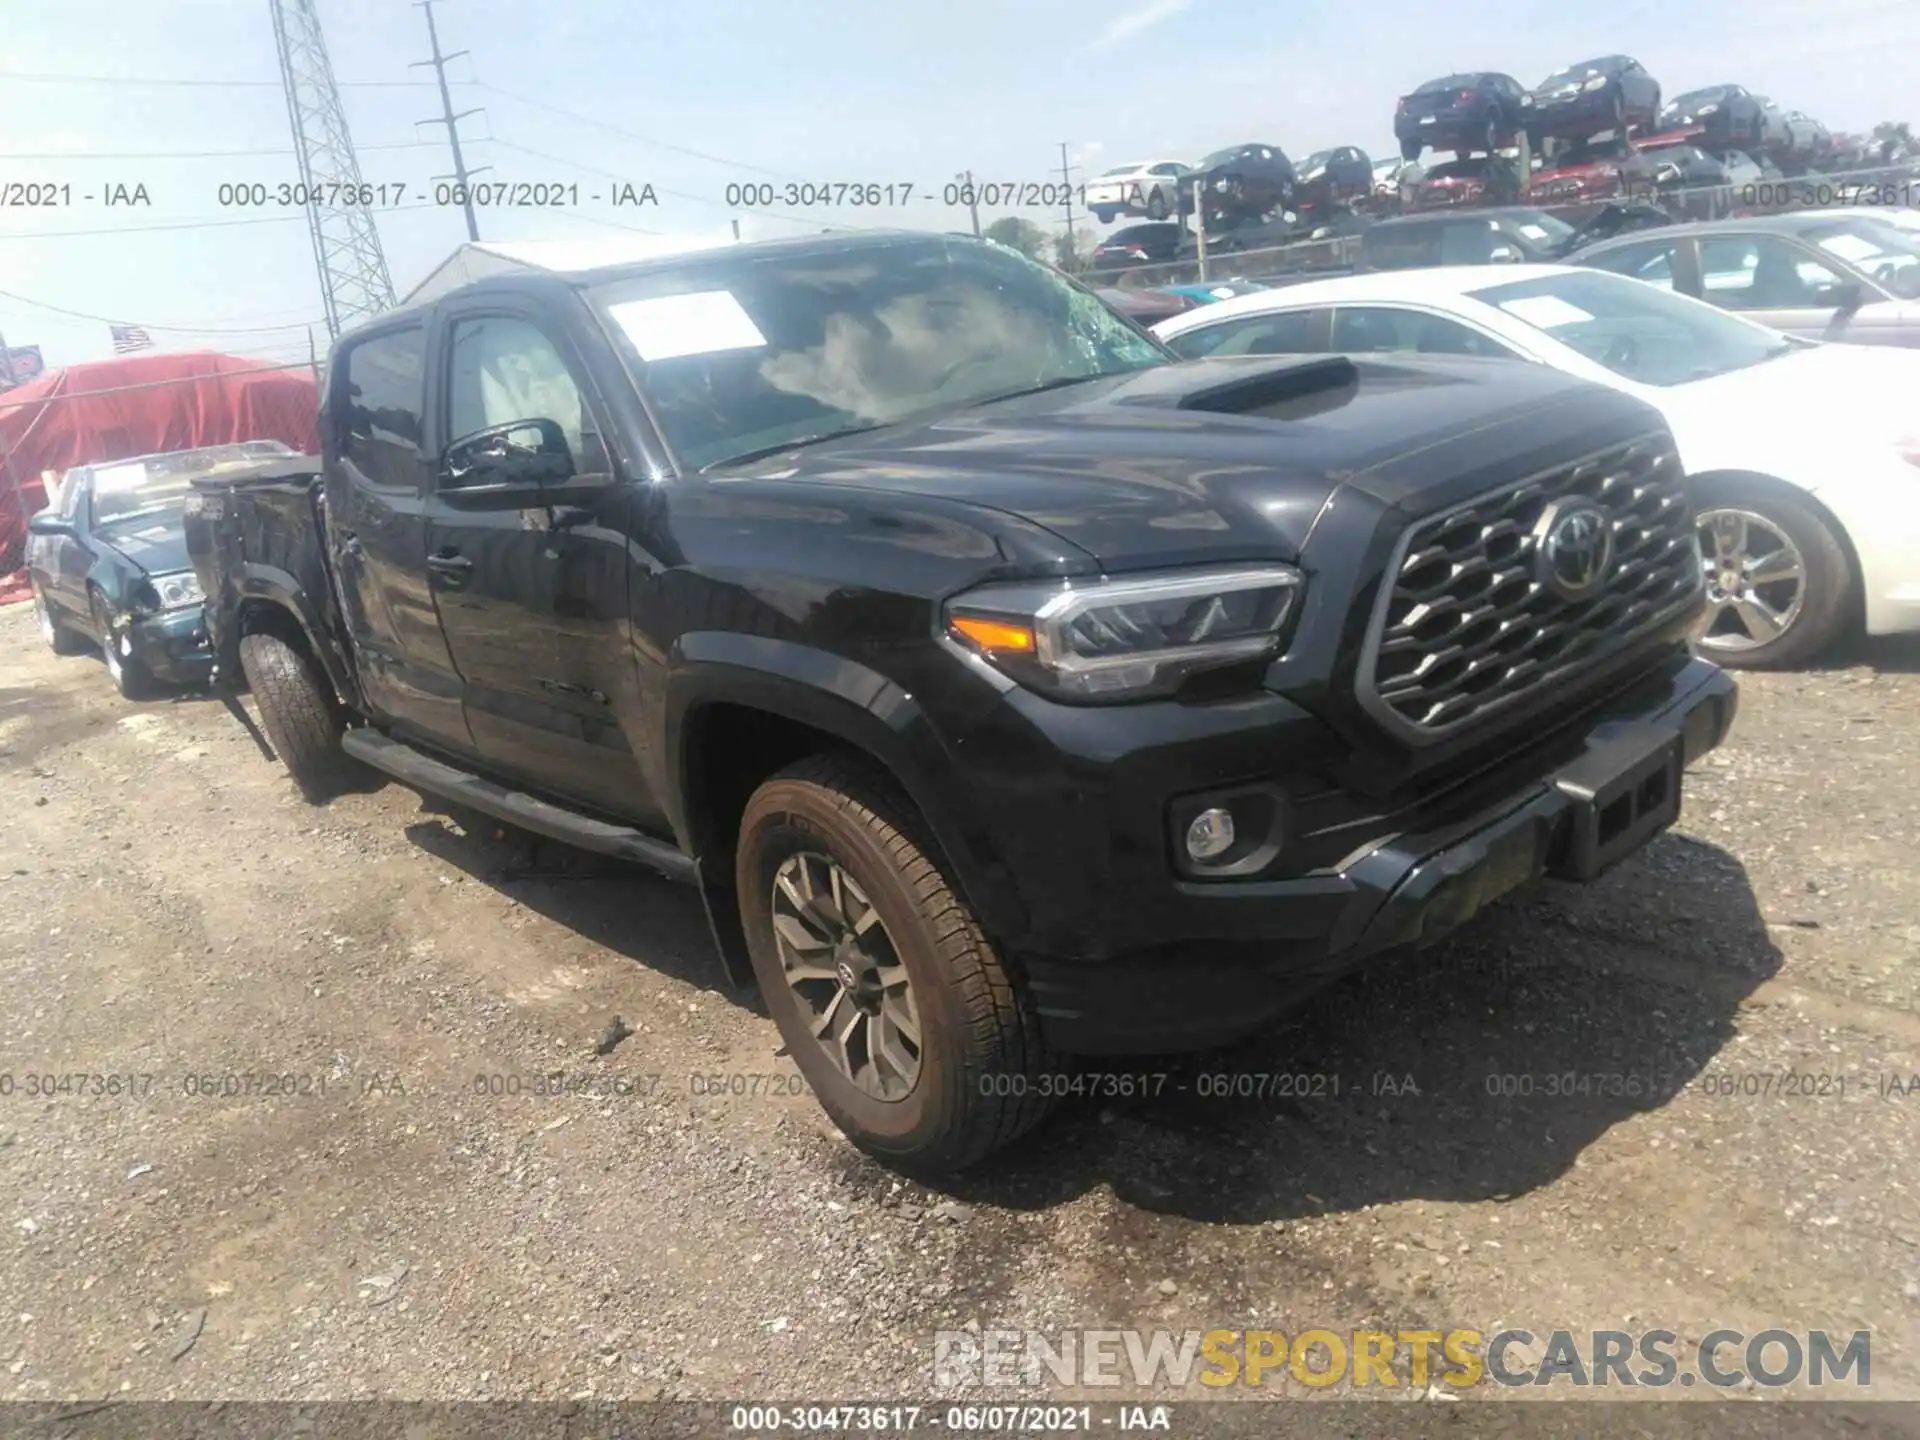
left=2, top=599, right=1918, bottom=1419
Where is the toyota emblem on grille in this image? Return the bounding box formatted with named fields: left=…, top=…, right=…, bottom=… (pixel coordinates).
left=1533, top=499, right=1614, bottom=601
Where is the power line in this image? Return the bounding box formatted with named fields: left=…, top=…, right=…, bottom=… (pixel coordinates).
left=413, top=0, right=485, bottom=242
left=474, top=82, right=806, bottom=181
left=0, top=70, right=469, bottom=89
left=0, top=201, right=444, bottom=242
left=0, top=286, right=324, bottom=334
left=0, top=140, right=463, bottom=160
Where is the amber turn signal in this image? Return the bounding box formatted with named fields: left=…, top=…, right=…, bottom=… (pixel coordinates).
left=950, top=616, right=1036, bottom=653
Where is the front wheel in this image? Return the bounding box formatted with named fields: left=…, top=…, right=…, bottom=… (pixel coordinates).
left=1692, top=483, right=1851, bottom=669
left=735, top=755, right=1057, bottom=1172
left=91, top=591, right=153, bottom=700
left=238, top=630, right=350, bottom=799
left=1091, top=205, right=1118, bottom=224
left=1145, top=190, right=1170, bottom=221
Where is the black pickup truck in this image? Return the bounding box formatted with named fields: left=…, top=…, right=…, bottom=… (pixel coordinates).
left=185, top=230, right=1735, bottom=1170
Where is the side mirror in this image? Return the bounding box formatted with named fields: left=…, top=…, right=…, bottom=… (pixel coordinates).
left=439, top=418, right=579, bottom=507
left=27, top=512, right=74, bottom=538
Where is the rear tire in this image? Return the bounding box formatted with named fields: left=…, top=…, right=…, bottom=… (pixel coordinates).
left=1691, top=478, right=1851, bottom=670
left=1146, top=191, right=1170, bottom=221
left=736, top=754, right=1057, bottom=1172
left=34, top=586, right=87, bottom=656
left=1091, top=206, right=1118, bottom=225
left=238, top=630, right=349, bottom=800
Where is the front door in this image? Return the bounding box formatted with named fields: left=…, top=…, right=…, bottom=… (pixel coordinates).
left=1694, top=234, right=1909, bottom=343
left=423, top=304, right=650, bottom=816
left=324, top=322, right=472, bottom=751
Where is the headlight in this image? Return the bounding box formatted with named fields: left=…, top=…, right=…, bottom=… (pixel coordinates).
left=943, top=565, right=1303, bottom=702
left=146, top=571, right=205, bottom=611
left=1583, top=75, right=1610, bottom=91
left=1697, top=103, right=1719, bottom=115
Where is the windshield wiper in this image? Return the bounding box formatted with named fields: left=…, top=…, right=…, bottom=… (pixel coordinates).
left=703, top=424, right=887, bottom=472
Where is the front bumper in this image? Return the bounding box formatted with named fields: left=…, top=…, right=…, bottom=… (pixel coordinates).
left=123, top=605, right=214, bottom=684
left=986, top=656, right=1736, bottom=1055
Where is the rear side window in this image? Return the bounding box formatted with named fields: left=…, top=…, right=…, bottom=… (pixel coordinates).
left=339, top=328, right=427, bottom=490
left=1165, top=310, right=1316, bottom=359
left=1583, top=240, right=1680, bottom=290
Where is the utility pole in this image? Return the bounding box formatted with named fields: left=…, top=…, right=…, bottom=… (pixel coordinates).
left=412, top=0, right=487, bottom=243
left=955, top=171, right=981, bottom=236
left=1058, top=143, right=1079, bottom=261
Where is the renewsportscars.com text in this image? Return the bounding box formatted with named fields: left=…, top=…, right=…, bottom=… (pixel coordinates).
left=932, top=1327, right=1871, bottom=1391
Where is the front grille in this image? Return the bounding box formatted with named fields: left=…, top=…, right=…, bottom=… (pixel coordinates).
left=1355, top=432, right=1699, bottom=742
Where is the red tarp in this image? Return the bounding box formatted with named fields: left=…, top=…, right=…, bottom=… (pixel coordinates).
left=0, top=351, right=320, bottom=593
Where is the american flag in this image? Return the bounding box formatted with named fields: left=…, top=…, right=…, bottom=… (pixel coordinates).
left=109, top=324, right=154, bottom=354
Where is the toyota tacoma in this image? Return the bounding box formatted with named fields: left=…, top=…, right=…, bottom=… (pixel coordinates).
left=184, top=230, right=1736, bottom=1170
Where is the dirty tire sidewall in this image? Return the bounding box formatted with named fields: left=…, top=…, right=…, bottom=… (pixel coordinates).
left=239, top=631, right=347, bottom=799
left=91, top=591, right=148, bottom=700
left=736, top=757, right=1054, bottom=1171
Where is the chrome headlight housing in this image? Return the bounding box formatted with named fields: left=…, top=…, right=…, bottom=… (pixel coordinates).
left=144, top=571, right=205, bottom=612
left=943, top=565, right=1303, bottom=702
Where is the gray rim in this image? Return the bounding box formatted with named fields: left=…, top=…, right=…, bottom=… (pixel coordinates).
left=35, top=592, right=57, bottom=647
left=94, top=600, right=126, bottom=684
left=1696, top=506, right=1807, bottom=652
left=770, top=852, right=921, bottom=1101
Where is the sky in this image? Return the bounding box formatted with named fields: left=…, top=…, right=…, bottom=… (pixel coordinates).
left=2, top=0, right=1915, bottom=370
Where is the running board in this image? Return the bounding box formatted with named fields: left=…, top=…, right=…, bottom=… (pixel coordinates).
left=341, top=729, right=696, bottom=884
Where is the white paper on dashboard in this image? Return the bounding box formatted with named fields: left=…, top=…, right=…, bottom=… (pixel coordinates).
left=1498, top=295, right=1594, bottom=329
left=1816, top=233, right=1881, bottom=263
left=608, top=291, right=768, bottom=362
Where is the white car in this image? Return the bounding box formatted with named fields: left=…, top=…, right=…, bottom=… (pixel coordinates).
left=1085, top=160, right=1188, bottom=224
left=1153, top=264, right=1920, bottom=668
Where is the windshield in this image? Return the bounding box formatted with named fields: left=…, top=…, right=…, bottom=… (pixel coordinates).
left=1666, top=87, right=1732, bottom=111
left=1557, top=136, right=1633, bottom=166
left=589, top=235, right=1167, bottom=470
left=87, top=442, right=296, bottom=526
left=1470, top=270, right=1792, bottom=385
left=1543, top=58, right=1611, bottom=85
left=1804, top=219, right=1920, bottom=298
left=1198, top=147, right=1253, bottom=168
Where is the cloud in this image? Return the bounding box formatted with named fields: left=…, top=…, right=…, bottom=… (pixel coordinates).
left=1088, top=0, right=1194, bottom=50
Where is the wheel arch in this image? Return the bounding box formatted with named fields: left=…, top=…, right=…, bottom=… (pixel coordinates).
left=665, top=633, right=1025, bottom=991
left=226, top=564, right=359, bottom=710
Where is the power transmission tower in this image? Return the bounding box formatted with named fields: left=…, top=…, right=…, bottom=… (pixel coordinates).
left=270, top=0, right=397, bottom=338
left=413, top=0, right=487, bottom=243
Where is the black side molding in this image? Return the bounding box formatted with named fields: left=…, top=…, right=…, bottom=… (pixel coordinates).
left=341, top=729, right=697, bottom=885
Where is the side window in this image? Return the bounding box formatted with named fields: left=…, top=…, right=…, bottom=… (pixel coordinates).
left=1333, top=307, right=1513, bottom=357
left=1583, top=241, right=1679, bottom=291
left=1164, top=310, right=1316, bottom=359
left=1149, top=163, right=1184, bottom=177
left=445, top=314, right=606, bottom=479
left=1700, top=237, right=1851, bottom=309
left=340, top=328, right=427, bottom=491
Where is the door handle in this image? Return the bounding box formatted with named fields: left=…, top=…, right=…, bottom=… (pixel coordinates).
left=427, top=549, right=474, bottom=588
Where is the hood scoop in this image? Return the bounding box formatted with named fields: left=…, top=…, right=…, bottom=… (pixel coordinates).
left=1171, top=356, right=1361, bottom=417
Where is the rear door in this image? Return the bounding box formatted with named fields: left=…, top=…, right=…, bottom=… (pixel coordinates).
left=423, top=297, right=650, bottom=812
left=1695, top=234, right=1877, bottom=340
left=40, top=468, right=94, bottom=618
left=325, top=321, right=472, bottom=750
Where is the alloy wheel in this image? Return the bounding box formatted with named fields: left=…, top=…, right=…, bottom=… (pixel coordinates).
left=1695, top=506, right=1807, bottom=652
left=35, top=590, right=57, bottom=647
left=770, top=852, right=922, bottom=1101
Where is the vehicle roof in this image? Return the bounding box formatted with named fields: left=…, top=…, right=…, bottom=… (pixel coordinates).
left=1152, top=263, right=1584, bottom=331
left=1576, top=211, right=1905, bottom=252
left=1366, top=206, right=1558, bottom=230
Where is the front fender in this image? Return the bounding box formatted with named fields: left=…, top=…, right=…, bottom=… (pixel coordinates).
left=664, top=632, right=1028, bottom=953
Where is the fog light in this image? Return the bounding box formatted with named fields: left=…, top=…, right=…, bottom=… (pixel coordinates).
left=1185, top=807, right=1236, bottom=861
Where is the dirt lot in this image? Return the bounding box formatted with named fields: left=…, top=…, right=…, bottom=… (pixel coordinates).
left=2, top=597, right=1918, bottom=1414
